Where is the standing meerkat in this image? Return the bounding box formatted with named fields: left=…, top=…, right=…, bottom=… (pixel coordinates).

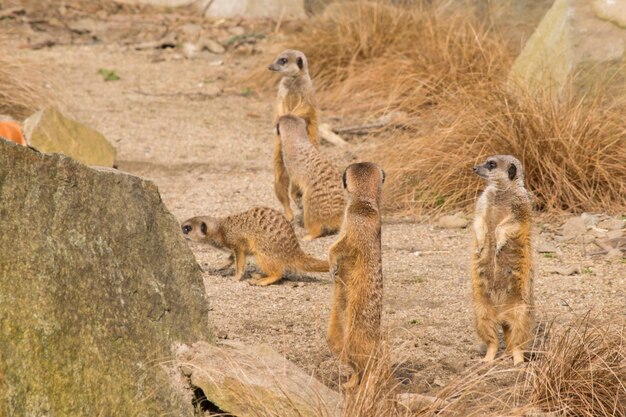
left=181, top=207, right=329, bottom=286
left=268, top=49, right=319, bottom=221
left=327, top=162, right=385, bottom=389
left=471, top=155, right=534, bottom=365
left=277, top=115, right=344, bottom=241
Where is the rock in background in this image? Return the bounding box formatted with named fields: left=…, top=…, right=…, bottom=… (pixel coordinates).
left=200, top=0, right=306, bottom=18
left=0, top=141, right=211, bottom=416
left=509, top=0, right=626, bottom=95
left=23, top=106, right=116, bottom=167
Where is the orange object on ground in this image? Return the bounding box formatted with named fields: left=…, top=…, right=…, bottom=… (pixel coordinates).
left=0, top=121, right=27, bottom=146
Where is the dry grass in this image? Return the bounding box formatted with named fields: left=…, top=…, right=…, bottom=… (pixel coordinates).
left=0, top=53, right=50, bottom=120
left=255, top=0, right=626, bottom=215
left=187, top=316, right=625, bottom=417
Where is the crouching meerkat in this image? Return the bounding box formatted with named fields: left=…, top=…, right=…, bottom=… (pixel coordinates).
left=327, top=162, right=385, bottom=389
left=181, top=207, right=329, bottom=286
left=277, top=115, right=344, bottom=240
left=268, top=49, right=319, bottom=221
left=471, top=155, right=534, bottom=365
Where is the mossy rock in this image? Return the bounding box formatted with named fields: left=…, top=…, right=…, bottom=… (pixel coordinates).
left=0, top=139, right=212, bottom=416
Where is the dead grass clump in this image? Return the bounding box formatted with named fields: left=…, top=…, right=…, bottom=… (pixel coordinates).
left=0, top=54, right=49, bottom=120
left=524, top=317, right=626, bottom=417
left=375, top=88, right=626, bottom=215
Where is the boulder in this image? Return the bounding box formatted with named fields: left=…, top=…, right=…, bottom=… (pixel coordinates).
left=23, top=106, right=116, bottom=167
left=509, top=0, right=626, bottom=96
left=0, top=141, right=212, bottom=416
left=200, top=0, right=306, bottom=18
left=115, top=0, right=198, bottom=6
left=178, top=341, right=342, bottom=417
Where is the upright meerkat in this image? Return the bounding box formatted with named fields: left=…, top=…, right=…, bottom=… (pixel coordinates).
left=268, top=49, right=319, bottom=220
left=327, top=162, right=385, bottom=389
left=471, top=155, right=533, bottom=365
left=181, top=207, right=328, bottom=286
left=277, top=115, right=344, bottom=240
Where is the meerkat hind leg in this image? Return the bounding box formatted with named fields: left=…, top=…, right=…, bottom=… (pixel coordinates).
left=342, top=372, right=361, bottom=390
left=233, top=249, right=247, bottom=282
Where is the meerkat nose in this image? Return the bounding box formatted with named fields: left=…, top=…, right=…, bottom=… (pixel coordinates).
left=473, top=166, right=479, bottom=173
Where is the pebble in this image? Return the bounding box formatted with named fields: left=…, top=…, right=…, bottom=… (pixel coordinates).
left=560, top=216, right=587, bottom=241
left=204, top=38, right=226, bottom=54
left=597, top=218, right=625, bottom=231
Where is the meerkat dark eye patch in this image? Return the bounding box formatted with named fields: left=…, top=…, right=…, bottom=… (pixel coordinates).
left=200, top=222, right=208, bottom=235
left=279, top=58, right=287, bottom=65
left=508, top=164, right=517, bottom=180
left=182, top=225, right=192, bottom=234
left=297, top=57, right=303, bottom=70
left=342, top=169, right=348, bottom=190
left=486, top=161, right=497, bottom=170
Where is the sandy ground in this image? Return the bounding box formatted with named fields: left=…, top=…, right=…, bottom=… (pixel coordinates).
left=7, top=9, right=625, bottom=396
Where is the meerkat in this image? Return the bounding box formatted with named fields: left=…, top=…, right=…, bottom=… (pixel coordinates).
left=0, top=121, right=27, bottom=146
left=181, top=207, right=329, bottom=286
left=268, top=49, right=319, bottom=220
left=327, top=162, right=385, bottom=389
left=471, top=155, right=534, bottom=365
left=276, top=115, right=344, bottom=240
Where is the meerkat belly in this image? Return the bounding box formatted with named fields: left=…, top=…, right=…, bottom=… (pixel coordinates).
left=282, top=92, right=303, bottom=114
left=482, top=206, right=516, bottom=304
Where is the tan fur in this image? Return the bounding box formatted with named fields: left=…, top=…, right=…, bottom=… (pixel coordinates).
left=471, top=155, right=534, bottom=365
left=327, top=162, right=385, bottom=389
left=277, top=115, right=344, bottom=240
left=269, top=49, right=320, bottom=220
left=181, top=207, right=328, bottom=286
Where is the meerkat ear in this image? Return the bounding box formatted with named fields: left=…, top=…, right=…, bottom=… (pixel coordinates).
left=276, top=123, right=280, bottom=136
left=508, top=164, right=517, bottom=180
left=297, top=57, right=304, bottom=70
left=342, top=169, right=348, bottom=190
left=200, top=222, right=208, bottom=235
left=381, top=169, right=386, bottom=184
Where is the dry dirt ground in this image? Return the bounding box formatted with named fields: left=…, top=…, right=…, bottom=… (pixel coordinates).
left=5, top=7, right=625, bottom=396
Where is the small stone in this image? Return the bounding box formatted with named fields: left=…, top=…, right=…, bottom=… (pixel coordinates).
left=182, top=42, right=198, bottom=59
left=437, top=215, right=469, bottom=229
left=217, top=330, right=229, bottom=340
left=204, top=38, right=226, bottom=54
left=228, top=26, right=245, bottom=36
left=607, top=229, right=624, bottom=240
left=560, top=216, right=587, bottom=241
left=597, top=218, right=625, bottom=231
left=605, top=249, right=623, bottom=262
left=581, top=212, right=599, bottom=226
left=536, top=242, right=557, bottom=253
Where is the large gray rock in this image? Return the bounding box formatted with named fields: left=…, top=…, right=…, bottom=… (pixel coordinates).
left=23, top=106, right=116, bottom=167
left=509, top=0, right=626, bottom=95
left=201, top=0, right=306, bottom=18
left=0, top=141, right=211, bottom=416
left=178, top=341, right=342, bottom=417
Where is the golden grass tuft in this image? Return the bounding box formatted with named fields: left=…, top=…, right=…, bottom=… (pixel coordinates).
left=0, top=53, right=50, bottom=120
left=256, top=0, right=626, bottom=215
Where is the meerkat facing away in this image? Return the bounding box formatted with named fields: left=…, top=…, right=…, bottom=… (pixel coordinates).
left=471, top=155, right=533, bottom=365
left=277, top=115, right=344, bottom=241
left=181, top=207, right=329, bottom=286
left=268, top=49, right=319, bottom=220
left=327, top=162, right=385, bottom=389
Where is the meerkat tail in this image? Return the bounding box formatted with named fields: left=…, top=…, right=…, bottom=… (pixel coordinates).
left=295, top=254, right=329, bottom=273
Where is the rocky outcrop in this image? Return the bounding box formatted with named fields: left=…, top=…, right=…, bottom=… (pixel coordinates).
left=201, top=0, right=306, bottom=18
left=178, top=341, right=343, bottom=417
left=0, top=140, right=211, bottom=416
left=23, top=106, right=116, bottom=167
left=509, top=0, right=626, bottom=95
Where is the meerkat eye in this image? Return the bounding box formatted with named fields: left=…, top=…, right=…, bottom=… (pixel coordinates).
left=200, top=222, right=208, bottom=235
left=486, top=161, right=497, bottom=170
left=279, top=58, right=288, bottom=65
left=508, top=164, right=517, bottom=180
left=182, top=225, right=192, bottom=234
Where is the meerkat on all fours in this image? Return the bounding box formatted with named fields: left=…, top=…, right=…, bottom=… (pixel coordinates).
left=268, top=49, right=320, bottom=221
left=181, top=207, right=329, bottom=286
left=471, top=155, right=534, bottom=365
left=277, top=115, right=344, bottom=241
left=327, top=162, right=385, bottom=389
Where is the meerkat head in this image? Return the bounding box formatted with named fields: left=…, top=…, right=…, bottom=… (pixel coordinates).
left=342, top=162, right=386, bottom=204
left=181, top=216, right=219, bottom=243
left=276, top=114, right=307, bottom=140
left=268, top=49, right=308, bottom=77
left=473, top=155, right=524, bottom=188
